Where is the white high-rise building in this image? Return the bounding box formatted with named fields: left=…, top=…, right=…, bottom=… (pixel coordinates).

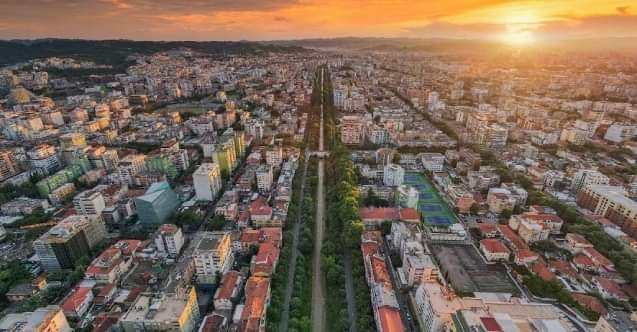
left=383, top=164, right=405, bottom=186
left=421, top=153, right=445, bottom=172
left=193, top=231, right=233, bottom=284
left=193, top=163, right=223, bottom=201
left=73, top=190, right=106, bottom=216
left=571, top=169, right=609, bottom=193
left=154, top=224, right=184, bottom=257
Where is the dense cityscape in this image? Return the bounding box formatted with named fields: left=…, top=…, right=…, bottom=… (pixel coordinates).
left=1, top=5, right=637, bottom=332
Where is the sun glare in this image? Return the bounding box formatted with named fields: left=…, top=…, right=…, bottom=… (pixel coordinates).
left=503, top=30, right=535, bottom=44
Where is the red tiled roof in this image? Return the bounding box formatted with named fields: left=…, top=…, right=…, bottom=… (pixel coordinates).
left=398, top=208, right=420, bottom=222
left=378, top=306, right=405, bottom=332
left=250, top=196, right=273, bottom=216
left=253, top=242, right=279, bottom=275
left=549, top=260, right=578, bottom=279
left=594, top=277, right=628, bottom=300
left=566, top=233, right=591, bottom=246
left=92, top=313, right=121, bottom=332
left=61, top=287, right=92, bottom=312
left=523, top=212, right=563, bottom=223
left=573, top=254, right=595, bottom=267
left=259, top=227, right=282, bottom=247
left=240, top=276, right=270, bottom=332
left=584, top=248, right=615, bottom=272
left=360, top=207, right=400, bottom=221
left=498, top=225, right=529, bottom=250
left=240, top=229, right=260, bottom=244
left=480, top=239, right=510, bottom=254
left=572, top=293, right=607, bottom=316
left=477, top=224, right=498, bottom=235
left=531, top=262, right=555, bottom=281
left=97, top=283, right=116, bottom=298
left=370, top=255, right=392, bottom=288
left=200, top=314, right=227, bottom=332
left=113, top=239, right=141, bottom=256
left=515, top=249, right=539, bottom=262
left=215, top=271, right=241, bottom=301
left=480, top=317, right=504, bottom=332
left=361, top=242, right=380, bottom=257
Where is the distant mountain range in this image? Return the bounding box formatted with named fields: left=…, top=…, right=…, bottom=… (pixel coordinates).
left=1, top=37, right=635, bottom=67
left=263, top=37, right=637, bottom=53
left=0, top=39, right=305, bottom=67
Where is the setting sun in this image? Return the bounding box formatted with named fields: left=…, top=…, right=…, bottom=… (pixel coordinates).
left=503, top=29, right=535, bottom=44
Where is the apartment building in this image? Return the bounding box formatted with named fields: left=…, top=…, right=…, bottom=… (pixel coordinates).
left=341, top=115, right=364, bottom=145
left=256, top=164, right=274, bottom=193
left=193, top=163, right=223, bottom=201
left=383, top=163, right=404, bottom=187
left=577, top=185, right=637, bottom=238
left=119, top=287, right=200, bottom=332
left=0, top=305, right=71, bottom=332
left=34, top=215, right=106, bottom=271
left=154, top=224, right=185, bottom=258
left=117, top=154, right=146, bottom=185
left=571, top=169, right=609, bottom=193
left=73, top=189, right=107, bottom=216
left=193, top=231, right=234, bottom=284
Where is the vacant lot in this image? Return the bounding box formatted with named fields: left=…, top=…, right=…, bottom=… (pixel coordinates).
left=430, top=243, right=517, bottom=294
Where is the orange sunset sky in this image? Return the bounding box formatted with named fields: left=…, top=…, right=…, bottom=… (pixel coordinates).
left=1, top=0, right=636, bottom=42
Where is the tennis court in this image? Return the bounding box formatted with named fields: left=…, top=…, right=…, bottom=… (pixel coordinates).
left=404, top=172, right=457, bottom=226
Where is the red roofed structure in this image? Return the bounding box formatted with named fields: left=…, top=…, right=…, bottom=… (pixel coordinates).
left=573, top=254, right=596, bottom=272
left=61, top=286, right=94, bottom=319
left=531, top=262, right=555, bottom=281
left=359, top=207, right=420, bottom=229
left=377, top=306, right=405, bottom=332
left=497, top=224, right=529, bottom=251
left=480, top=317, right=504, bottom=332
left=549, top=260, right=579, bottom=281
left=480, top=239, right=510, bottom=261
left=572, top=293, right=607, bottom=316
left=214, top=271, right=242, bottom=311
left=250, top=196, right=273, bottom=224
left=514, top=249, right=539, bottom=266
left=85, top=240, right=139, bottom=284
left=583, top=247, right=615, bottom=273
left=251, top=242, right=279, bottom=276
left=594, top=277, right=628, bottom=301
left=240, top=276, right=271, bottom=332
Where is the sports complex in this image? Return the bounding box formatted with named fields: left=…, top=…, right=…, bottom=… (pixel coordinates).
left=404, top=172, right=457, bottom=226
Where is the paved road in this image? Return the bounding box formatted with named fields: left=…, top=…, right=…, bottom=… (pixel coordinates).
left=342, top=251, right=358, bottom=332
left=312, top=67, right=326, bottom=332
left=278, top=155, right=310, bottom=332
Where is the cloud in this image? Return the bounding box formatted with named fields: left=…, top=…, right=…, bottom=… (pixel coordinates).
left=617, top=6, right=630, bottom=15
left=535, top=14, right=637, bottom=39
left=403, top=21, right=506, bottom=38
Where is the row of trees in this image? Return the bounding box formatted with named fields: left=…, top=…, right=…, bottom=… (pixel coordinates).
left=320, top=66, right=375, bottom=331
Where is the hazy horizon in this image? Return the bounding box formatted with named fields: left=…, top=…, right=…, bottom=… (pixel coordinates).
left=1, top=1, right=637, bottom=44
